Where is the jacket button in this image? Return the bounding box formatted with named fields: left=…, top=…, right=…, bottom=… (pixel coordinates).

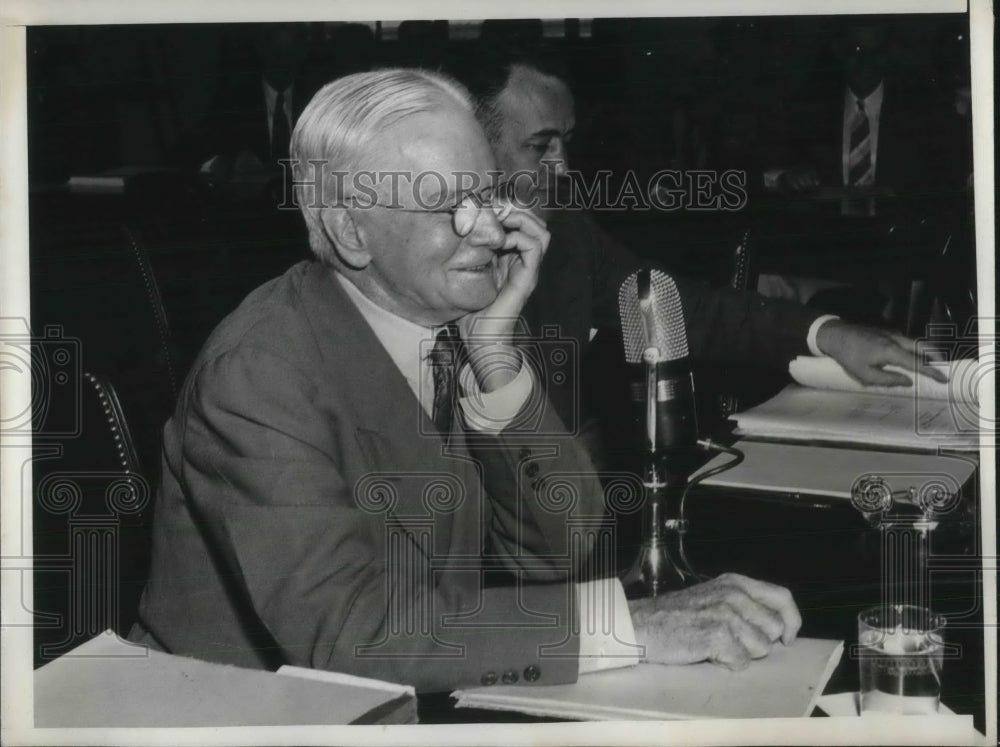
left=518, top=447, right=531, bottom=460
left=480, top=671, right=497, bottom=686
left=501, top=669, right=519, bottom=684
left=525, top=462, right=540, bottom=478
left=524, top=665, right=541, bottom=682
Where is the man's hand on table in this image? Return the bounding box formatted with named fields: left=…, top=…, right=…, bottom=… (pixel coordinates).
left=814, top=319, right=948, bottom=387
left=626, top=573, right=802, bottom=671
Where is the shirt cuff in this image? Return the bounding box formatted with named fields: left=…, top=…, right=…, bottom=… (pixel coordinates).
left=457, top=354, right=533, bottom=433
left=807, top=314, right=841, bottom=357
left=576, top=577, right=641, bottom=676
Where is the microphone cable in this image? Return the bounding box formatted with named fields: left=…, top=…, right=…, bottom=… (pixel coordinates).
left=675, top=438, right=745, bottom=581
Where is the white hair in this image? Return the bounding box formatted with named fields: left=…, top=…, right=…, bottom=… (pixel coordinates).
left=290, top=68, right=473, bottom=264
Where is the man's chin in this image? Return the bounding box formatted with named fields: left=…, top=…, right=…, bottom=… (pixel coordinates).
left=448, top=278, right=500, bottom=314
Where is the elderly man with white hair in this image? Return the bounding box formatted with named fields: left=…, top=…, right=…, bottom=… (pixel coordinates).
left=131, top=69, right=801, bottom=694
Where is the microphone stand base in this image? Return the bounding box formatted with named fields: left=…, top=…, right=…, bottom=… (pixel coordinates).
left=621, top=536, right=698, bottom=599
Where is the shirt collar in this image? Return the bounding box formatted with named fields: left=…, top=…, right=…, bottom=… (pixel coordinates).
left=846, top=79, right=885, bottom=120
left=334, top=273, right=441, bottom=385
left=262, top=79, right=292, bottom=116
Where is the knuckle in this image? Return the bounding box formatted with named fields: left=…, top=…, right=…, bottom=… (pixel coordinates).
left=752, top=638, right=773, bottom=658
left=719, top=598, right=742, bottom=618
left=720, top=588, right=746, bottom=607
left=712, top=624, right=737, bottom=649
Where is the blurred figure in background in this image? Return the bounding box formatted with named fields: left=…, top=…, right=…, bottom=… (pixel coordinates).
left=763, top=18, right=968, bottom=211
left=757, top=18, right=971, bottom=324
left=196, top=23, right=314, bottom=180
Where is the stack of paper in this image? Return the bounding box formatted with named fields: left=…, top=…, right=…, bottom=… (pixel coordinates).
left=731, top=358, right=980, bottom=451
left=34, top=630, right=416, bottom=727
left=692, top=440, right=978, bottom=500
left=453, top=638, right=843, bottom=720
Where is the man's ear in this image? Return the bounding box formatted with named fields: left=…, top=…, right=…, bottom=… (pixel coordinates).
left=320, top=208, right=371, bottom=269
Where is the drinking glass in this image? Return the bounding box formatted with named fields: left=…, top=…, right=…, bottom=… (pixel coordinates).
left=857, top=604, right=946, bottom=715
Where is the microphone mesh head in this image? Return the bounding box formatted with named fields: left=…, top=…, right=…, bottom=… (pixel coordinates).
left=618, top=269, right=689, bottom=363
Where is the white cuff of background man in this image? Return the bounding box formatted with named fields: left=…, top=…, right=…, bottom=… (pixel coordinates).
left=807, top=314, right=841, bottom=357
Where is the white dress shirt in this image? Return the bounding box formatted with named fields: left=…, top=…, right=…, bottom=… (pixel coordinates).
left=336, top=274, right=532, bottom=430
left=336, top=272, right=641, bottom=675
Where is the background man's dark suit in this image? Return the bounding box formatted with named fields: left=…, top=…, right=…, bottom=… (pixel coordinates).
left=202, top=73, right=313, bottom=167
left=520, top=208, right=820, bottom=431
left=774, top=74, right=970, bottom=215
left=131, top=260, right=605, bottom=693
left=174, top=23, right=321, bottom=171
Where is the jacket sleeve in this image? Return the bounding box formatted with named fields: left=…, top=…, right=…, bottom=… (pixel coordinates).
left=463, top=386, right=610, bottom=584
left=672, top=276, right=817, bottom=364
left=588, top=216, right=817, bottom=364
left=179, top=345, right=581, bottom=693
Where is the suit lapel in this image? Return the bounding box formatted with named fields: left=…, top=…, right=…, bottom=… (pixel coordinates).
left=295, top=263, right=475, bottom=538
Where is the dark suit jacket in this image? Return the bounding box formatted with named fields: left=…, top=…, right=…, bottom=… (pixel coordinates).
left=521, top=208, right=819, bottom=425
left=131, top=260, right=605, bottom=693
left=777, top=75, right=969, bottom=211
left=209, top=75, right=310, bottom=164
left=172, top=72, right=315, bottom=171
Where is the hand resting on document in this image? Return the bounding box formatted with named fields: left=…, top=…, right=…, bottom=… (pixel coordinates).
left=815, top=320, right=949, bottom=387
left=626, top=573, right=802, bottom=671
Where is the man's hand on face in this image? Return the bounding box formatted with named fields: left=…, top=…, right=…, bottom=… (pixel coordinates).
left=458, top=205, right=550, bottom=392
left=626, top=573, right=802, bottom=671
left=814, top=320, right=948, bottom=387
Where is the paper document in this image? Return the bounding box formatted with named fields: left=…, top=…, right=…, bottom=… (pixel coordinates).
left=732, top=384, right=978, bottom=451
left=815, top=691, right=958, bottom=717
left=693, top=440, right=978, bottom=500
left=34, top=630, right=416, bottom=727
left=788, top=356, right=979, bottom=405
left=454, top=637, right=843, bottom=721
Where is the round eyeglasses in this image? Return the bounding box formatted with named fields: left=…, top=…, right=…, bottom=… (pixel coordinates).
left=340, top=181, right=514, bottom=236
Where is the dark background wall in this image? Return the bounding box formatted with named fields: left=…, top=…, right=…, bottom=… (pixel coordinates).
left=27, top=16, right=972, bottom=184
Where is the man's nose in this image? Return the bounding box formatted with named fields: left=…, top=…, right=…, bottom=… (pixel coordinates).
left=464, top=204, right=506, bottom=248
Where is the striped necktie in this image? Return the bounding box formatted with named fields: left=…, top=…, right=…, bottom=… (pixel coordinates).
left=429, top=324, right=461, bottom=440
left=847, top=98, right=873, bottom=187
left=844, top=97, right=875, bottom=216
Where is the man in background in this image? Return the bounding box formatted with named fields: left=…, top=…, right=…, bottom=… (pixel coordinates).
left=197, top=23, right=314, bottom=179
left=765, top=19, right=968, bottom=210
left=757, top=19, right=971, bottom=318
left=454, top=47, right=945, bottom=448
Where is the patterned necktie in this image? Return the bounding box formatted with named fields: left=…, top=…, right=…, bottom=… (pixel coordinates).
left=271, top=91, right=290, bottom=164
left=844, top=98, right=875, bottom=216
left=848, top=98, right=873, bottom=187
left=429, top=324, right=460, bottom=439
